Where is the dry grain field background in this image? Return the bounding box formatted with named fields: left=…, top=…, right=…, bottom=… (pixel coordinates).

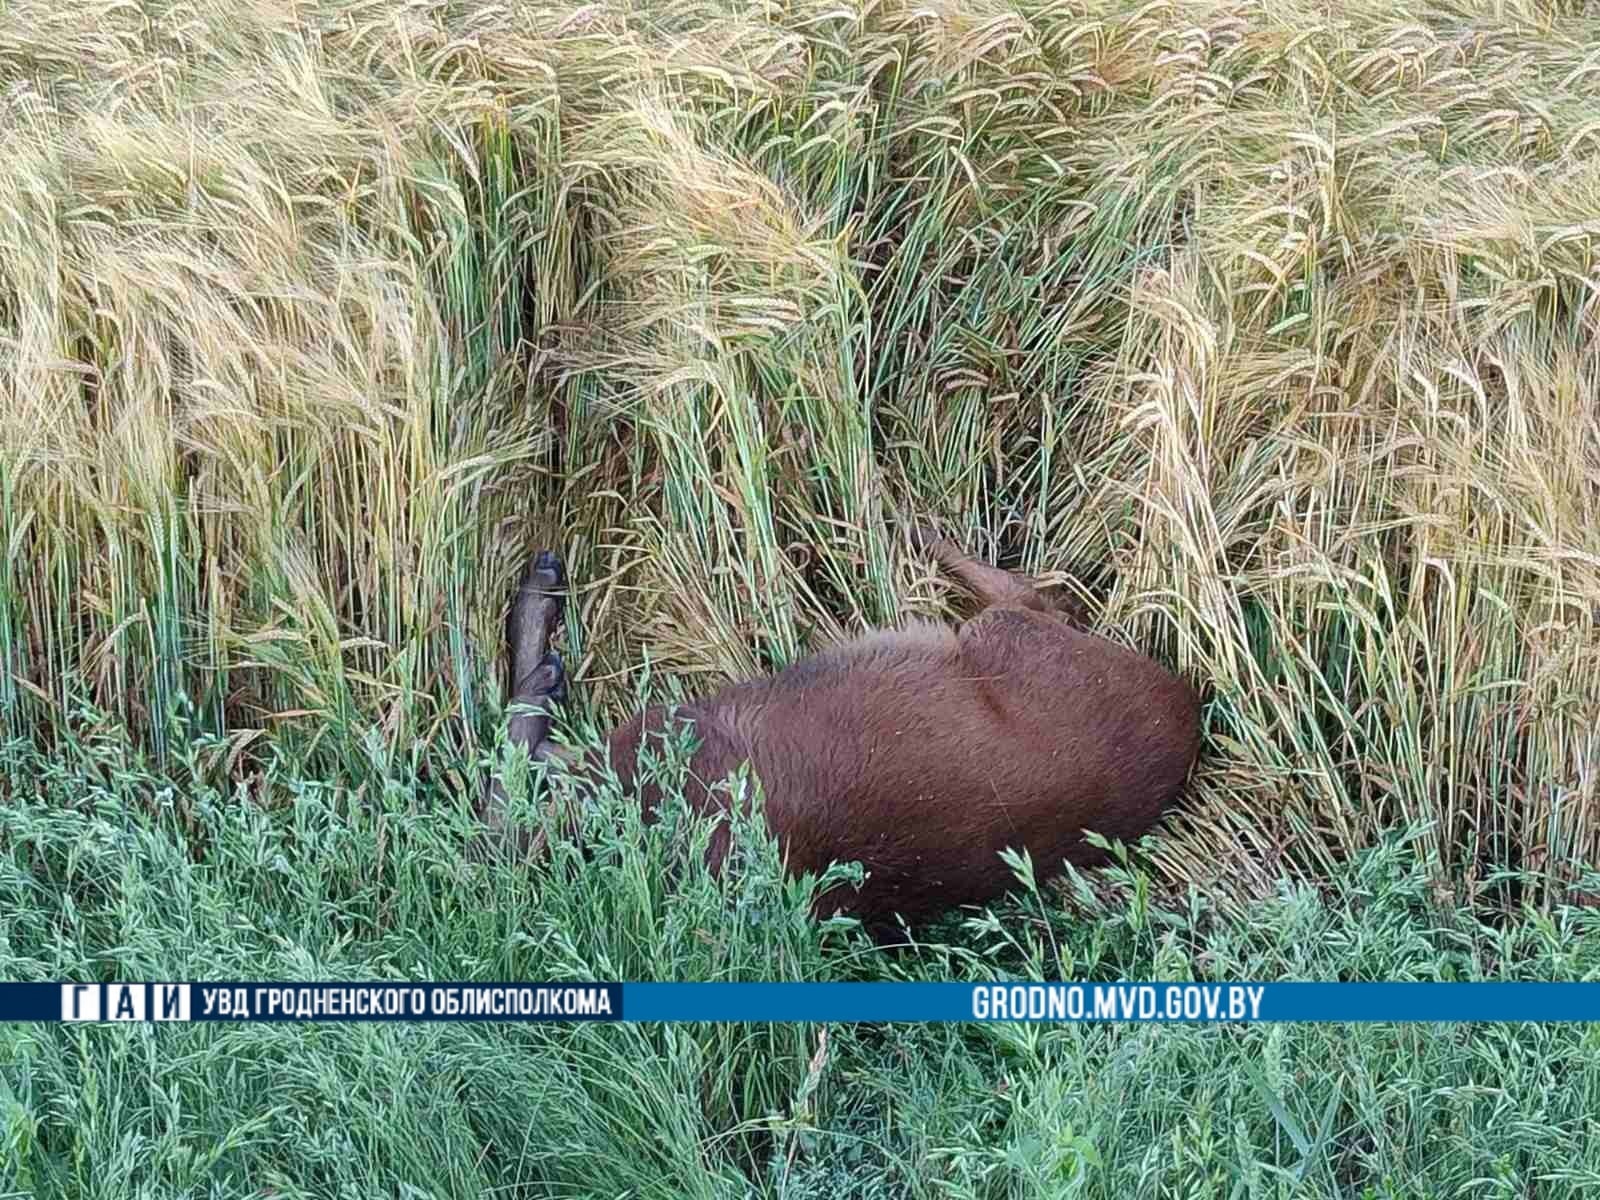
left=3, top=0, right=1600, bottom=1196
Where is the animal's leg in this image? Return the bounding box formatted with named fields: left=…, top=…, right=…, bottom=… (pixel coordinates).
left=506, top=552, right=566, bottom=710
left=914, top=525, right=1087, bottom=626
left=481, top=550, right=578, bottom=841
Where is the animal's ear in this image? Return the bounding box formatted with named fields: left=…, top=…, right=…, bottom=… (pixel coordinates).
left=909, top=522, right=949, bottom=556
left=1036, top=580, right=1092, bottom=630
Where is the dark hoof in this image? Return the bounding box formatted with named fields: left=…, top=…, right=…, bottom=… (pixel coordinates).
left=522, top=549, right=565, bottom=594
left=510, top=549, right=566, bottom=627
left=510, top=648, right=567, bottom=718
left=530, top=650, right=568, bottom=708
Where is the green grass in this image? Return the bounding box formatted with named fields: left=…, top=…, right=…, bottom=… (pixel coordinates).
left=3, top=0, right=1600, bottom=1194
left=5, top=738, right=1600, bottom=1197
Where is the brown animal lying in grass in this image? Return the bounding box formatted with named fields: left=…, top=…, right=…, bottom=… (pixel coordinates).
left=481, top=532, right=1201, bottom=938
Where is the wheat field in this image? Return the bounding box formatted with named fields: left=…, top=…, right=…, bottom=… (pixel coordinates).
left=3, top=0, right=1599, bottom=902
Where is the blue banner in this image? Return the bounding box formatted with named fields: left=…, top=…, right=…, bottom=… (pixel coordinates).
left=5, top=981, right=1600, bottom=1024
left=626, top=982, right=1600, bottom=1022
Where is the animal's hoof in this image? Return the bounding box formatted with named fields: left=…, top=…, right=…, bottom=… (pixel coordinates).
left=522, top=549, right=566, bottom=594
left=533, top=650, right=568, bottom=707
left=533, top=548, right=563, bottom=580
left=513, top=550, right=566, bottom=629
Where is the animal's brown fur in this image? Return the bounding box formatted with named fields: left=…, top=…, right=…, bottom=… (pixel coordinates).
left=482, top=534, right=1201, bottom=938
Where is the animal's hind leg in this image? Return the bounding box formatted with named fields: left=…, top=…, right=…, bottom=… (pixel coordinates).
left=504, top=549, right=568, bottom=757
left=481, top=550, right=577, bottom=840
left=914, top=526, right=1086, bottom=626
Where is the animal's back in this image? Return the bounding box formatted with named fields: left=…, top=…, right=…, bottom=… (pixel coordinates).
left=634, top=608, right=1200, bottom=932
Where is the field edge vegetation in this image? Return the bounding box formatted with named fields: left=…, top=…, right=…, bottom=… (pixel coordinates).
left=4, top=738, right=1600, bottom=1196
